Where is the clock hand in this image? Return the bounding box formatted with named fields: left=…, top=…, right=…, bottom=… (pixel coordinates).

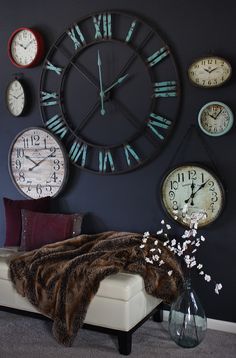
left=97, top=50, right=105, bottom=116
left=28, top=151, right=56, bottom=171
left=203, top=68, right=210, bottom=73
left=191, top=179, right=210, bottom=197
left=184, top=181, right=195, bottom=205
left=214, top=108, right=223, bottom=119
left=208, top=67, right=218, bottom=73
left=25, top=155, right=38, bottom=166
left=104, top=74, right=129, bottom=94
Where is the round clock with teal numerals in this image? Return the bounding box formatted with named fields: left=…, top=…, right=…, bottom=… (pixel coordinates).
left=39, top=11, right=181, bottom=174
left=198, top=101, right=234, bottom=137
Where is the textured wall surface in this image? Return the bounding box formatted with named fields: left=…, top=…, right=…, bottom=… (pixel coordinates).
left=0, top=0, right=235, bottom=322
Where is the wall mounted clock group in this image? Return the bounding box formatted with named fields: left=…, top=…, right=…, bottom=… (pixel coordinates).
left=39, top=10, right=181, bottom=174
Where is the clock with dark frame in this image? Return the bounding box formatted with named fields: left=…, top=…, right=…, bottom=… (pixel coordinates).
left=39, top=10, right=181, bottom=174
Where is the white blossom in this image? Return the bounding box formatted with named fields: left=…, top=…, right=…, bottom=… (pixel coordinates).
left=166, top=224, right=171, bottom=230
left=142, top=238, right=147, bottom=243
left=139, top=244, right=145, bottom=249
left=159, top=260, right=164, bottom=266
left=199, top=271, right=204, bottom=275
left=168, top=270, right=173, bottom=276
left=161, top=219, right=165, bottom=224
left=171, top=239, right=176, bottom=246
left=197, top=264, right=203, bottom=270
left=152, top=255, right=159, bottom=261
left=150, top=248, right=156, bottom=252
left=143, top=231, right=150, bottom=238
left=154, top=240, right=158, bottom=245
left=145, top=257, right=153, bottom=264
left=200, top=236, right=206, bottom=242
left=156, top=229, right=163, bottom=235
left=204, top=274, right=211, bottom=282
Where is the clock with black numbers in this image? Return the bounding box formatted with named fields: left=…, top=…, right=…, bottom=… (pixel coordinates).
left=8, top=127, right=68, bottom=198
left=161, top=163, right=225, bottom=228
left=40, top=11, right=181, bottom=174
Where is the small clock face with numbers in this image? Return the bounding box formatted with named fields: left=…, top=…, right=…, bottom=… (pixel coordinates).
left=9, top=127, right=68, bottom=199
left=39, top=10, right=181, bottom=174
left=161, top=163, right=225, bottom=228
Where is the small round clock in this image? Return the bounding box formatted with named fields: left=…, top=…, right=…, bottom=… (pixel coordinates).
left=8, top=27, right=45, bottom=68
left=188, top=56, right=232, bottom=88
left=6, top=79, right=26, bottom=117
left=8, top=127, right=68, bottom=199
left=160, top=163, right=225, bottom=228
left=39, top=10, right=181, bottom=174
left=198, top=101, right=234, bottom=137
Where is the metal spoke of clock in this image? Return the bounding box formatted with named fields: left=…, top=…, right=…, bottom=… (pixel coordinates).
left=114, top=30, right=154, bottom=84
left=72, top=99, right=100, bottom=137
left=114, top=98, right=162, bottom=148
left=54, top=44, right=100, bottom=90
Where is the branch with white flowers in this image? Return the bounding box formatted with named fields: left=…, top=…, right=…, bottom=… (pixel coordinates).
left=140, top=207, right=223, bottom=295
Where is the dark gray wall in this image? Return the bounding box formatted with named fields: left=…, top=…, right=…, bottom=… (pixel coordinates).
left=0, top=0, right=235, bottom=323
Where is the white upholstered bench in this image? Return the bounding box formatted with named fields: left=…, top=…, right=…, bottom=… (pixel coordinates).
left=0, top=248, right=163, bottom=355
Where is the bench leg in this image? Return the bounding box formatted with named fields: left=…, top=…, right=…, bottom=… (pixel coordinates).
left=153, top=302, right=164, bottom=322
left=118, top=331, right=132, bottom=355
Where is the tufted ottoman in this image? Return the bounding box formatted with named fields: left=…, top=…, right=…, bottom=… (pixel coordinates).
left=0, top=248, right=163, bottom=355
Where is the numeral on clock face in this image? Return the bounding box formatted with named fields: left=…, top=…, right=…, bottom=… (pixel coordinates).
left=153, top=81, right=177, bottom=98
left=40, top=91, right=58, bottom=106
left=99, top=149, right=115, bottom=172
left=67, top=24, right=86, bottom=50
left=93, top=13, right=112, bottom=39
left=147, top=46, right=169, bottom=67
left=69, top=141, right=87, bottom=167
left=45, top=114, right=68, bottom=139
left=147, top=113, right=172, bottom=140
left=46, top=61, right=63, bottom=75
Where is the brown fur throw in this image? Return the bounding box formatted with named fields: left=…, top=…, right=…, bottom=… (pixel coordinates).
left=9, top=231, right=183, bottom=346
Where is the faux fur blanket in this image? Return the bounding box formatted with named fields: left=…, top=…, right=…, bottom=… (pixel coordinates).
left=9, top=231, right=183, bottom=346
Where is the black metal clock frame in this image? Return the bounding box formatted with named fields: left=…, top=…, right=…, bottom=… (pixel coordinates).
left=39, top=10, right=181, bottom=174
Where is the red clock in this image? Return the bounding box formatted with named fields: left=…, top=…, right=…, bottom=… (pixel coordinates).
left=8, top=27, right=45, bottom=68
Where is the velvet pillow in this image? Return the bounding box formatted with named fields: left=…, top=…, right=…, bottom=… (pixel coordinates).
left=3, top=196, right=51, bottom=247
left=20, top=209, right=84, bottom=251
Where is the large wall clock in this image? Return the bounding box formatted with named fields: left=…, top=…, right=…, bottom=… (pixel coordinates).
left=39, top=10, right=181, bottom=174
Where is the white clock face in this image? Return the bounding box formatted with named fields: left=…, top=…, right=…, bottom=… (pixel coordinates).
left=161, top=164, right=225, bottom=228
left=198, top=102, right=234, bottom=136
left=9, top=128, right=68, bottom=199
left=6, top=80, right=25, bottom=116
left=10, top=29, right=37, bottom=66
left=188, top=57, right=231, bottom=88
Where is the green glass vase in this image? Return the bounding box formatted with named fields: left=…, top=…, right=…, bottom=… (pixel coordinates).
left=168, top=278, right=207, bottom=348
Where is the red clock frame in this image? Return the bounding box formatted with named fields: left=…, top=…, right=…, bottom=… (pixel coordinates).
left=8, top=27, right=45, bottom=68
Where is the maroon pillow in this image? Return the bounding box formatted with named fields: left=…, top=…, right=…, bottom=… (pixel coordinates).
left=4, top=197, right=51, bottom=247
left=20, top=209, right=84, bottom=251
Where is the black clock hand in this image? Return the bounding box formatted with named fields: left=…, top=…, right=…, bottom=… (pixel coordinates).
left=25, top=155, right=38, bottom=166
left=203, top=68, right=210, bottom=73
left=184, top=179, right=210, bottom=203
left=214, top=108, right=223, bottom=119
left=208, top=67, right=218, bottom=73
left=184, top=181, right=195, bottom=205
left=28, top=151, right=56, bottom=171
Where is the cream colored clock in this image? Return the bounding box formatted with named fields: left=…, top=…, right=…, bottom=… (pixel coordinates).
left=9, top=127, right=68, bottom=198
left=161, top=163, right=225, bottom=228
left=188, top=56, right=232, bottom=88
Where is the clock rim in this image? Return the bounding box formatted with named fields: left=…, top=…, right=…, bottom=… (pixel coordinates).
left=198, top=101, right=234, bottom=137
left=6, top=79, right=26, bottom=117
left=160, top=162, right=226, bottom=228
left=187, top=55, right=232, bottom=88
left=8, top=126, right=69, bottom=199
left=8, top=27, right=45, bottom=68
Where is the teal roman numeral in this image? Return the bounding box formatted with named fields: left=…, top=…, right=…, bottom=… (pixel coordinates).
left=69, top=141, right=87, bottom=166
left=67, top=24, right=86, bottom=50
left=125, top=20, right=137, bottom=43
left=40, top=91, right=58, bottom=106
left=99, top=150, right=115, bottom=172
left=153, top=81, right=177, bottom=97
left=147, top=113, right=172, bottom=140
left=45, top=114, right=68, bottom=139
left=147, top=46, right=169, bottom=67
left=124, top=145, right=140, bottom=166
left=46, top=61, right=63, bottom=75
left=93, top=13, right=112, bottom=39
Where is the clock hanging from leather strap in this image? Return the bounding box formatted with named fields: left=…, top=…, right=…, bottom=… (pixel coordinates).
left=39, top=10, right=181, bottom=174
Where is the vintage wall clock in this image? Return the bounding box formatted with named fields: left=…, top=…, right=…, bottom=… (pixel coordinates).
left=160, top=163, right=225, bottom=228
left=8, top=27, right=45, bottom=68
left=6, top=79, right=26, bottom=117
left=8, top=127, right=68, bottom=199
left=188, top=56, right=232, bottom=88
left=39, top=10, right=181, bottom=174
left=198, top=101, right=234, bottom=137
